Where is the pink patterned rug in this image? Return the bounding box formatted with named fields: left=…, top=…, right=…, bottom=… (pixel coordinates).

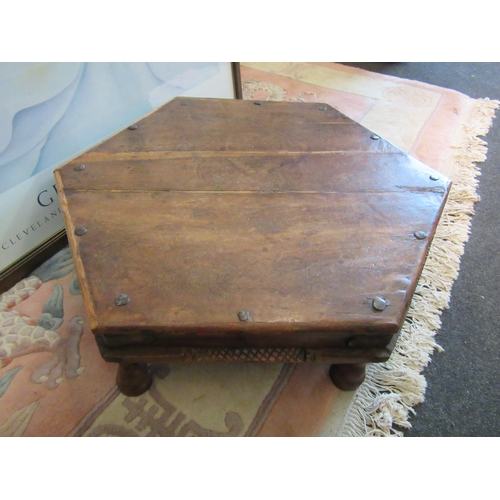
left=1, top=63, right=498, bottom=436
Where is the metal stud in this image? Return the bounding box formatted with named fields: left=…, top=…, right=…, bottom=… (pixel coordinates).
left=74, top=227, right=87, bottom=236
left=370, top=134, right=381, bottom=140
left=128, top=125, right=138, bottom=130
left=238, top=310, right=251, bottom=322
left=429, top=174, right=440, bottom=181
left=319, top=105, right=328, bottom=111
left=414, top=230, right=428, bottom=240
left=254, top=101, right=262, bottom=105
left=180, top=101, right=189, bottom=106
left=74, top=164, right=85, bottom=171
left=372, top=297, right=388, bottom=311
left=114, top=294, right=131, bottom=306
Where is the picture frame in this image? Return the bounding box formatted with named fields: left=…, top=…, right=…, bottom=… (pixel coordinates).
left=0, top=62, right=243, bottom=293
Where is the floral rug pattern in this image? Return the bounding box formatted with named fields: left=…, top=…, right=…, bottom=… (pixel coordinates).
left=1, top=63, right=498, bottom=436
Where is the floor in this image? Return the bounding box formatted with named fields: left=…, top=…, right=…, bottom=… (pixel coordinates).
left=343, top=63, right=500, bottom=436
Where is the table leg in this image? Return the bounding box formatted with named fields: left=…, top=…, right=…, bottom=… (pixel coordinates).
left=116, top=361, right=152, bottom=396
left=329, top=363, right=366, bottom=391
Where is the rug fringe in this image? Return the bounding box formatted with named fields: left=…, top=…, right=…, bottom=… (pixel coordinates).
left=339, top=97, right=500, bottom=437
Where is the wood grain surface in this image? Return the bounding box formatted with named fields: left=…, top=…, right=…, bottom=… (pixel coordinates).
left=55, top=97, right=450, bottom=353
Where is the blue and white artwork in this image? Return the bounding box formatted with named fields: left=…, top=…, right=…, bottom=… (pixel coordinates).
left=0, top=62, right=234, bottom=273
left=0, top=62, right=226, bottom=194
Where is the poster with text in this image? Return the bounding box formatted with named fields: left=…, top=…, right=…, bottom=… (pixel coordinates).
left=0, top=62, right=235, bottom=276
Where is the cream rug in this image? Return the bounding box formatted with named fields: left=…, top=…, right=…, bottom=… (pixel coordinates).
left=1, top=62, right=498, bottom=436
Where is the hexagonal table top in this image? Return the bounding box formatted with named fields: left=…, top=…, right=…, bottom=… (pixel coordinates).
left=55, top=97, right=450, bottom=364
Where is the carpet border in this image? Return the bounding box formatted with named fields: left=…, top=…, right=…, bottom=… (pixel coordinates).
left=335, top=97, right=500, bottom=437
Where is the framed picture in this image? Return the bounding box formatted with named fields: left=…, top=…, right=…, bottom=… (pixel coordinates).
left=0, top=62, right=242, bottom=293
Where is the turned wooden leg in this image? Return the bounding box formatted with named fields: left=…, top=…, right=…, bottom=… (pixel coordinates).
left=116, top=361, right=152, bottom=397
left=329, top=363, right=366, bottom=391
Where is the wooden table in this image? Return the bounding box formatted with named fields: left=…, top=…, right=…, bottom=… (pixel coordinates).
left=55, top=97, right=450, bottom=396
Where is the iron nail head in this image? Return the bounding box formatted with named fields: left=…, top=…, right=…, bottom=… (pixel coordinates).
left=180, top=101, right=189, bottom=106
left=74, top=164, right=85, bottom=171
left=114, top=294, right=131, bottom=306
left=372, top=297, right=388, bottom=311
left=414, top=230, right=428, bottom=240
left=370, top=134, right=381, bottom=140
left=128, top=124, right=138, bottom=130
left=254, top=101, right=262, bottom=105
left=319, top=105, right=327, bottom=111
left=238, top=310, right=251, bottom=322
left=429, top=174, right=440, bottom=181
left=74, top=227, right=87, bottom=236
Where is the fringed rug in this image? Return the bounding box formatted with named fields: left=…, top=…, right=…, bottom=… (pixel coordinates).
left=1, top=62, right=498, bottom=436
